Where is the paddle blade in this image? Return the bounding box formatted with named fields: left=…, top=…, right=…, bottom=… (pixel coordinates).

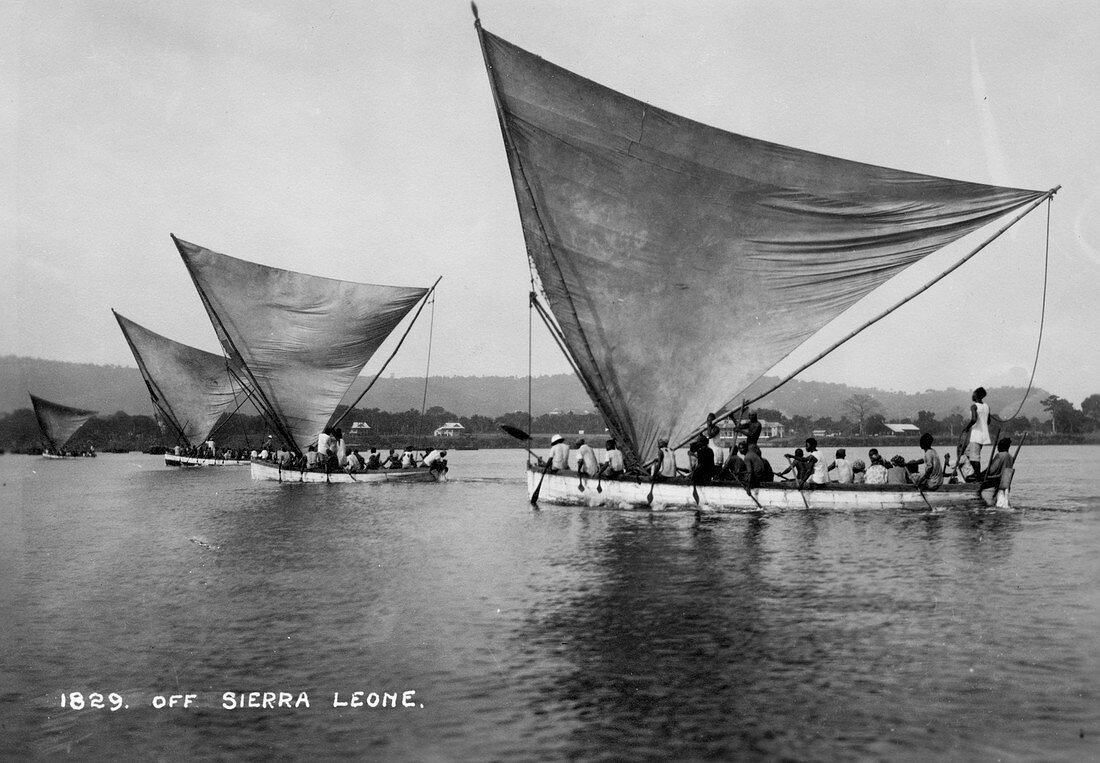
left=531, top=461, right=551, bottom=505
left=501, top=424, right=531, bottom=441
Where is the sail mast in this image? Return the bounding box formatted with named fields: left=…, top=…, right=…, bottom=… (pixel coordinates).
left=112, top=310, right=191, bottom=445
left=30, top=394, right=59, bottom=452
left=473, top=11, right=635, bottom=456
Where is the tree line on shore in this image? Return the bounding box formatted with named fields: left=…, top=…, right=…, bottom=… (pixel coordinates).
left=2, top=393, right=1098, bottom=453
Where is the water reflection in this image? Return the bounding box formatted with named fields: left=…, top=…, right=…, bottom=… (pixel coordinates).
left=515, top=512, right=825, bottom=758
left=512, top=505, right=1045, bottom=759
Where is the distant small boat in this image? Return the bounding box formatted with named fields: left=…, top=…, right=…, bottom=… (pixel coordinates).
left=29, top=393, right=97, bottom=458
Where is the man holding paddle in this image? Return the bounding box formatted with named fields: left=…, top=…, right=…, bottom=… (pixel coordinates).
left=545, top=434, right=570, bottom=473
left=911, top=433, right=944, bottom=490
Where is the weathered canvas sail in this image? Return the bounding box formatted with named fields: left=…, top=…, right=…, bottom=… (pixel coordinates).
left=113, top=310, right=247, bottom=446
left=476, top=26, right=1048, bottom=466
left=29, top=393, right=97, bottom=451
left=173, top=237, right=429, bottom=451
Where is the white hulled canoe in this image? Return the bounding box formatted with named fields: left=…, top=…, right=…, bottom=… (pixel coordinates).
left=251, top=459, right=447, bottom=484
left=527, top=467, right=1004, bottom=511
left=164, top=454, right=250, bottom=467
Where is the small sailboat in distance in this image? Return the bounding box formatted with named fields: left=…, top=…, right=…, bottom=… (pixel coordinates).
left=112, top=310, right=254, bottom=467
left=473, top=12, right=1055, bottom=510
left=171, top=235, right=446, bottom=484
left=29, top=393, right=98, bottom=458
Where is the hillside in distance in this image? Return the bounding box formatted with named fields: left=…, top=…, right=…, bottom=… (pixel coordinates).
left=0, top=354, right=1053, bottom=422
left=0, top=355, right=592, bottom=417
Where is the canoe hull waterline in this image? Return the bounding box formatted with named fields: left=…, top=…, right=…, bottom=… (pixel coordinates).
left=251, top=459, right=447, bottom=484
left=526, top=467, right=1007, bottom=511
left=164, top=454, right=250, bottom=467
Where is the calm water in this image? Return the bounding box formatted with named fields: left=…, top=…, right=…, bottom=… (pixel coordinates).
left=2, top=446, right=1099, bottom=760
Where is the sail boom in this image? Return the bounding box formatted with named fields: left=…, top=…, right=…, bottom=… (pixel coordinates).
left=330, top=275, right=442, bottom=430
left=685, top=186, right=1061, bottom=447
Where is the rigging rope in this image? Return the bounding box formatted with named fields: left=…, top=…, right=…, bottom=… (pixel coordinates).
left=527, top=285, right=534, bottom=462
left=994, top=196, right=1053, bottom=426
left=416, top=292, right=437, bottom=453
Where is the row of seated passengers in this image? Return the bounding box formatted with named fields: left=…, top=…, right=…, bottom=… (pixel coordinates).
left=173, top=445, right=249, bottom=460
left=543, top=433, right=1015, bottom=493
left=171, top=443, right=426, bottom=470
left=179, top=426, right=448, bottom=472
left=258, top=444, right=448, bottom=473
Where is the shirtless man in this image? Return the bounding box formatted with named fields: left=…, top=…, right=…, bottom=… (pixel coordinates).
left=978, top=437, right=1014, bottom=500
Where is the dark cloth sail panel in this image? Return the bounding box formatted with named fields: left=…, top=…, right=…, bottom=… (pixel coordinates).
left=29, top=393, right=97, bottom=450
left=480, top=29, right=1045, bottom=465
left=174, top=239, right=428, bottom=450
left=113, top=311, right=244, bottom=445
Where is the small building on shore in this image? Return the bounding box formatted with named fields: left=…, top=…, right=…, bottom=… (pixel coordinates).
left=433, top=422, right=466, bottom=438
left=717, top=419, right=785, bottom=442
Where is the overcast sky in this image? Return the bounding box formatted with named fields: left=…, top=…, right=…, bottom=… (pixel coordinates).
left=3, top=1, right=1098, bottom=405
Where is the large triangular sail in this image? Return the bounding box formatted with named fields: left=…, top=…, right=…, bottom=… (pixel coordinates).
left=475, top=24, right=1050, bottom=466
left=29, top=393, right=97, bottom=451
left=112, top=310, right=250, bottom=446
left=172, top=237, right=430, bottom=451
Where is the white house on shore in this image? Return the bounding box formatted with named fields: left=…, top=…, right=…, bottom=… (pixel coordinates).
left=884, top=423, right=920, bottom=435
left=433, top=422, right=466, bottom=437
left=717, top=419, right=785, bottom=441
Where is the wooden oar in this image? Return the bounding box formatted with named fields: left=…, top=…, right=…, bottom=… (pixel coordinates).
left=530, top=459, right=552, bottom=505
left=721, top=443, right=762, bottom=509
left=985, top=424, right=1003, bottom=479
left=645, top=445, right=665, bottom=505
left=578, top=469, right=585, bottom=492
left=914, top=478, right=934, bottom=511
left=787, top=455, right=810, bottom=509
left=1012, top=432, right=1027, bottom=461
left=732, top=468, right=762, bottom=510
left=595, top=463, right=606, bottom=493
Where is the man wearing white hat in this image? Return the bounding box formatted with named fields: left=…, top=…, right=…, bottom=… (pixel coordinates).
left=547, top=434, right=571, bottom=472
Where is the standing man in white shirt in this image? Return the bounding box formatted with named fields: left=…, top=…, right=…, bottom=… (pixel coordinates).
left=961, top=386, right=992, bottom=479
